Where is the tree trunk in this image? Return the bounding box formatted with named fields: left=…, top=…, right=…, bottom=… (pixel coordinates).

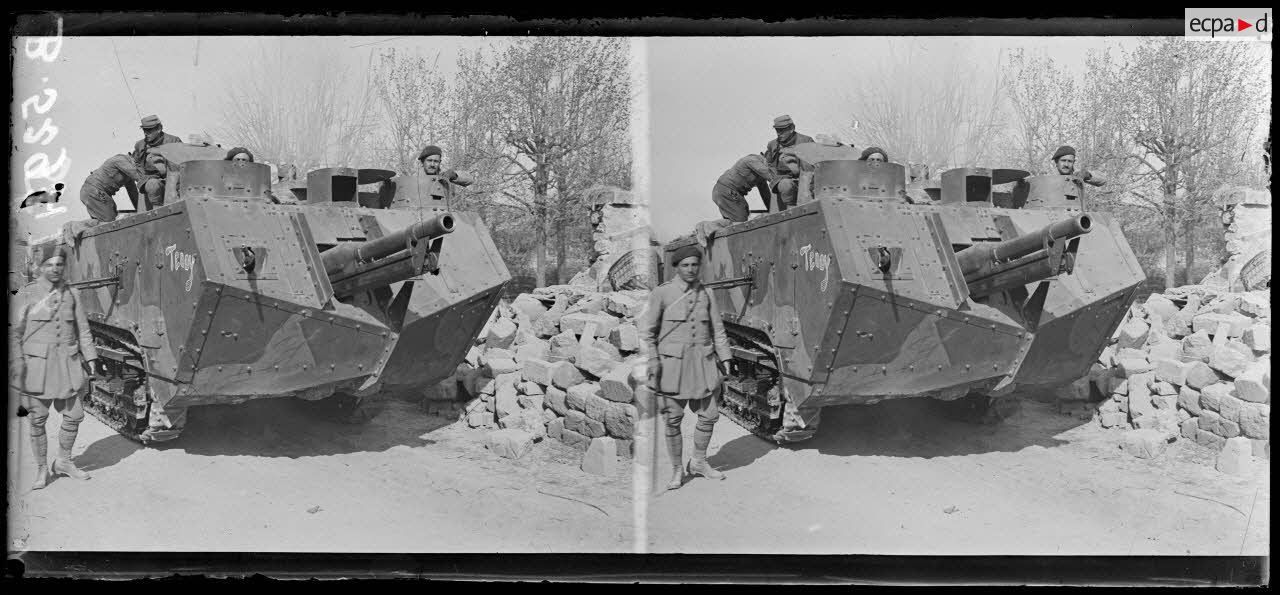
left=533, top=163, right=549, bottom=289
left=554, top=214, right=567, bottom=285
left=1163, top=191, right=1178, bottom=290
left=1182, top=218, right=1196, bottom=287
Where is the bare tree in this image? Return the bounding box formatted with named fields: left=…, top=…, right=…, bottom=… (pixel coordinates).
left=212, top=39, right=378, bottom=173
left=840, top=41, right=1005, bottom=172
left=371, top=48, right=454, bottom=176
left=457, top=38, right=632, bottom=288
left=1000, top=49, right=1085, bottom=175
left=1087, top=39, right=1269, bottom=288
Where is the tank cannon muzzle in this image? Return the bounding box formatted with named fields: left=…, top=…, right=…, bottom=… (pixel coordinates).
left=322, top=213, right=456, bottom=297
left=956, top=214, right=1092, bottom=297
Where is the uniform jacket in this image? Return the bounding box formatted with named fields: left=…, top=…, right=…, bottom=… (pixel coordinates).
left=765, top=132, right=814, bottom=176
left=386, top=170, right=475, bottom=210
left=84, top=154, right=147, bottom=195
left=639, top=279, right=732, bottom=397
left=10, top=278, right=97, bottom=395
left=131, top=132, right=183, bottom=176
left=716, top=154, right=775, bottom=199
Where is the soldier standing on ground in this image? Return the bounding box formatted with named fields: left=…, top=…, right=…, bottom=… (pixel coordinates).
left=130, top=115, right=182, bottom=209
left=764, top=115, right=814, bottom=212
left=11, top=244, right=98, bottom=490
left=386, top=145, right=475, bottom=210
left=712, top=153, right=776, bottom=222
left=640, top=245, right=733, bottom=490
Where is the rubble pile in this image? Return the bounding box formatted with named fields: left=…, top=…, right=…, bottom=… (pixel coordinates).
left=1201, top=187, right=1271, bottom=291
left=1073, top=284, right=1271, bottom=464
left=429, top=284, right=649, bottom=475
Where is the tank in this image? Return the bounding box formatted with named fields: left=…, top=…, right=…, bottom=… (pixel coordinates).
left=664, top=142, right=1146, bottom=443
left=32, top=143, right=510, bottom=443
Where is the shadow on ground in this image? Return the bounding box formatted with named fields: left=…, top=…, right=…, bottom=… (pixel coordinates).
left=153, top=397, right=456, bottom=458
left=710, top=394, right=1096, bottom=473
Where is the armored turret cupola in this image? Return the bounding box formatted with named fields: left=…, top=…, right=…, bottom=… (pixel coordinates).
left=150, top=143, right=271, bottom=202
left=305, top=167, right=360, bottom=206
left=939, top=167, right=993, bottom=206
left=1023, top=174, right=1086, bottom=211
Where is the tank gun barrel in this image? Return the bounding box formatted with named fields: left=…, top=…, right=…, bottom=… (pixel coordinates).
left=956, top=214, right=1092, bottom=297
left=322, top=213, right=455, bottom=297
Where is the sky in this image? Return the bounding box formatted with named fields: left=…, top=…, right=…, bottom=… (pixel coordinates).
left=17, top=35, right=1261, bottom=244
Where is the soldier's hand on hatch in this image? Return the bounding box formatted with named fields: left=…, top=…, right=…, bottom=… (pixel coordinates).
left=441, top=169, right=458, bottom=182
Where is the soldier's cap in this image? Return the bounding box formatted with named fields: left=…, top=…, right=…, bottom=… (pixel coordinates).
left=671, top=244, right=702, bottom=267
left=1052, top=145, right=1076, bottom=161
left=140, top=114, right=162, bottom=129
left=36, top=244, right=67, bottom=264
left=772, top=115, right=794, bottom=129
left=418, top=145, right=443, bottom=162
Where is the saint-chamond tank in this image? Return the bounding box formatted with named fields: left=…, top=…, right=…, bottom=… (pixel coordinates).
left=28, top=143, right=510, bottom=443
left=663, top=141, right=1145, bottom=443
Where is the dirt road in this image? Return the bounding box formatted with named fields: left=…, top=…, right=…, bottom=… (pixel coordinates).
left=642, top=396, right=1269, bottom=555
left=8, top=396, right=635, bottom=553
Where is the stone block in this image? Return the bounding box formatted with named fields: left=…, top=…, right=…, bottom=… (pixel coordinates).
left=548, top=331, right=580, bottom=363
left=1180, top=417, right=1199, bottom=439
left=583, top=417, right=607, bottom=438
left=560, top=427, right=590, bottom=451
left=1195, top=429, right=1227, bottom=450
left=486, top=358, right=520, bottom=376
left=1147, top=340, right=1183, bottom=361
left=565, top=410, right=587, bottom=434
left=609, top=323, right=641, bottom=352
left=518, top=381, right=545, bottom=397
left=1184, top=361, right=1220, bottom=389
left=585, top=393, right=610, bottom=422
left=600, top=364, right=636, bottom=403
left=1177, top=386, right=1202, bottom=415
left=550, top=361, right=586, bottom=389
left=465, top=345, right=483, bottom=368
left=467, top=410, right=492, bottom=428
left=1250, top=439, right=1269, bottom=460
left=1152, top=381, right=1176, bottom=396
left=1216, top=419, right=1241, bottom=439
left=486, top=317, right=518, bottom=349
left=518, top=392, right=545, bottom=411
left=1215, top=437, right=1252, bottom=476
left=545, top=386, right=569, bottom=416
left=560, top=312, right=620, bottom=337
left=532, top=315, right=561, bottom=338
left=577, top=341, right=623, bottom=378
left=511, top=294, right=549, bottom=322
left=1209, top=340, right=1256, bottom=378
left=566, top=382, right=600, bottom=411
left=515, top=340, right=551, bottom=364
left=478, top=375, right=498, bottom=396
left=495, top=383, right=520, bottom=419
left=1193, top=312, right=1252, bottom=337
left=1100, top=412, right=1127, bottom=428
left=1217, top=393, right=1244, bottom=424
left=1117, top=347, right=1149, bottom=362
left=1116, top=319, right=1150, bottom=350
left=486, top=429, right=535, bottom=460
left=1118, top=358, right=1156, bottom=377
left=1198, top=409, right=1224, bottom=435
left=581, top=437, right=617, bottom=476
left=1144, top=293, right=1180, bottom=321
left=547, top=416, right=565, bottom=441
left=1237, top=292, right=1271, bottom=318
left=1120, top=429, right=1171, bottom=459
left=1241, top=324, right=1270, bottom=352
left=1110, top=377, right=1128, bottom=396
left=1178, top=408, right=1191, bottom=422
left=1237, top=402, right=1270, bottom=439
left=1233, top=362, right=1270, bottom=404
left=1180, top=332, right=1214, bottom=363
left=482, top=347, right=515, bottom=365
left=606, top=293, right=645, bottom=318
left=1152, top=394, right=1177, bottom=410
left=1152, top=358, right=1188, bottom=386
left=605, top=402, right=638, bottom=439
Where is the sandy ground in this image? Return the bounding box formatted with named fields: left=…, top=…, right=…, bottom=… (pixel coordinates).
left=8, top=396, right=635, bottom=553
left=641, top=396, right=1270, bottom=556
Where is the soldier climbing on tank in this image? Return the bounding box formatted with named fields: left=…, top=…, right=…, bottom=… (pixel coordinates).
left=130, top=115, right=182, bottom=209
left=386, top=145, right=475, bottom=209
left=765, top=115, right=814, bottom=213
left=11, top=244, right=99, bottom=490
left=640, top=245, right=734, bottom=490
left=79, top=154, right=148, bottom=224
left=1051, top=145, right=1105, bottom=186
left=712, top=153, right=776, bottom=223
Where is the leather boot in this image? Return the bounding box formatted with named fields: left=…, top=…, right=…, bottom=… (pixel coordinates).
left=687, top=457, right=725, bottom=480
left=32, top=466, right=49, bottom=490
left=665, top=432, right=684, bottom=490
left=52, top=458, right=90, bottom=480
left=666, top=466, right=684, bottom=490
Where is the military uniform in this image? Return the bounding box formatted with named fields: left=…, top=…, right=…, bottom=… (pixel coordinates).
left=764, top=116, right=813, bottom=212
left=712, top=154, right=775, bottom=222
left=386, top=170, right=475, bottom=210
left=11, top=268, right=98, bottom=488
left=639, top=275, right=732, bottom=487
left=131, top=125, right=182, bottom=209
left=80, top=154, right=147, bottom=222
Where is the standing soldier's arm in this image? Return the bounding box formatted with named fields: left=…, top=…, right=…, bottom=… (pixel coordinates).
left=71, top=289, right=98, bottom=363
left=705, top=288, right=732, bottom=365
left=10, top=290, right=29, bottom=381
left=638, top=289, right=664, bottom=378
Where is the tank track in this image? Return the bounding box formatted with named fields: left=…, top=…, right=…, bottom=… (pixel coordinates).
left=83, top=324, right=152, bottom=442
left=720, top=330, right=786, bottom=441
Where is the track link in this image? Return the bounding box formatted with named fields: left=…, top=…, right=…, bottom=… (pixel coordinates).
left=83, top=325, right=152, bottom=442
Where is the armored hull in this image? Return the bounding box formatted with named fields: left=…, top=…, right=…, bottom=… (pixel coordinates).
left=37, top=146, right=509, bottom=442
left=666, top=149, right=1144, bottom=442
